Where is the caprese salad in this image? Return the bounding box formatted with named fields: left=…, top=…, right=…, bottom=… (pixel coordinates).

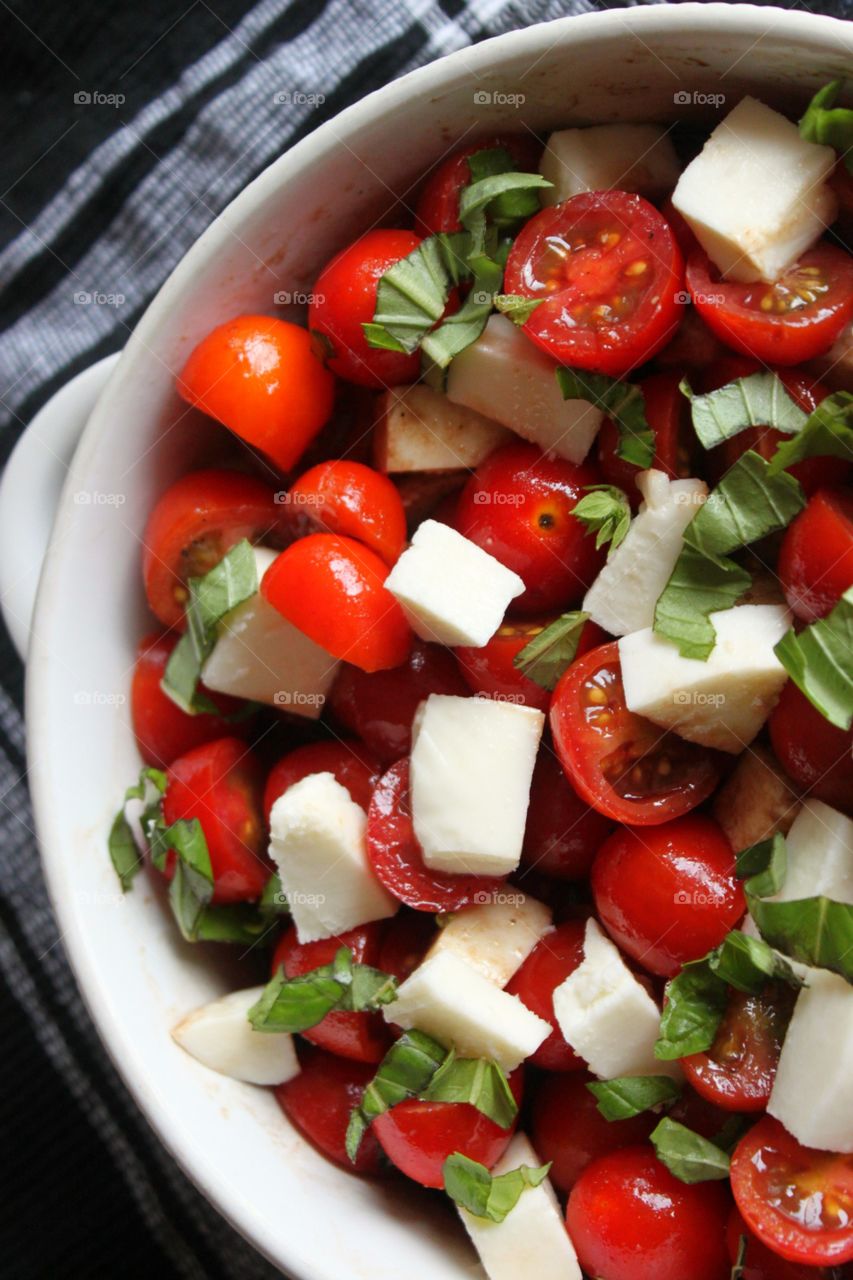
left=109, top=82, right=853, bottom=1280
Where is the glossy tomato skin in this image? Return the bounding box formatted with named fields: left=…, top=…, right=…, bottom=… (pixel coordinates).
left=598, top=370, right=689, bottom=502
left=725, top=1207, right=837, bottom=1280
left=551, top=642, right=722, bottom=826
left=309, top=230, right=422, bottom=388
left=521, top=744, right=614, bottom=880
left=414, top=134, right=542, bottom=237
left=271, top=923, right=391, bottom=1063
left=261, top=533, right=412, bottom=673
left=567, top=1145, right=731, bottom=1280
left=142, top=469, right=284, bottom=631
left=178, top=316, right=335, bottom=471
left=263, top=739, right=382, bottom=824
left=162, top=737, right=268, bottom=903
left=328, top=640, right=468, bottom=764
left=285, top=460, right=407, bottom=566
left=505, top=920, right=587, bottom=1069
left=731, top=1116, right=853, bottom=1267
left=591, top=816, right=744, bottom=977
left=778, top=489, right=853, bottom=623
left=682, top=983, right=795, bottom=1112
left=456, top=442, right=606, bottom=613
left=769, top=681, right=853, bottom=814
left=275, top=1042, right=384, bottom=1175
left=456, top=616, right=607, bottom=714
left=504, top=191, right=684, bottom=376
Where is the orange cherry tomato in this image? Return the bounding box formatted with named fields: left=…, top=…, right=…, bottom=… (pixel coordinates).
left=286, top=460, right=407, bottom=565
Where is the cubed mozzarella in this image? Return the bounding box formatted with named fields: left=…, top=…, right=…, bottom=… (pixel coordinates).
left=426, top=893, right=553, bottom=988
left=770, top=799, right=853, bottom=904
left=553, top=919, right=681, bottom=1081
left=618, top=604, right=792, bottom=754
left=446, top=315, right=603, bottom=463
left=268, top=772, right=398, bottom=944
left=410, top=694, right=544, bottom=876
left=712, top=744, right=800, bottom=853
left=458, top=1133, right=583, bottom=1280
left=374, top=384, right=511, bottom=473
left=540, top=124, right=679, bottom=206
left=385, top=951, right=550, bottom=1072
left=171, top=987, right=300, bottom=1086
left=386, top=519, right=524, bottom=648
left=768, top=970, right=853, bottom=1152
left=201, top=548, right=338, bottom=716
left=672, top=96, right=837, bottom=284
left=583, top=470, right=708, bottom=636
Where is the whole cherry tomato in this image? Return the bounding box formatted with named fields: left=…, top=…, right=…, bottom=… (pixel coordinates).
left=263, top=739, right=382, bottom=823
left=769, top=681, right=853, bottom=815
left=778, top=488, right=853, bottom=622
left=414, top=134, right=542, bottom=237
left=521, top=744, right=614, bottom=880
left=285, top=460, right=407, bottom=566
left=275, top=1042, right=384, bottom=1175
left=505, top=920, right=587, bottom=1070
left=682, top=984, right=796, bottom=1113
left=456, top=616, right=606, bottom=713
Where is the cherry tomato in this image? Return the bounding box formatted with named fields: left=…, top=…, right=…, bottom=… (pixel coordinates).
left=414, top=134, right=542, bottom=237
left=531, top=1070, right=658, bottom=1194
left=769, top=681, right=853, bottom=815
left=366, top=760, right=506, bottom=912
left=162, top=737, right=268, bottom=903
left=682, top=984, right=796, bottom=1112
left=309, top=230, right=422, bottom=388
left=566, top=1144, right=731, bottom=1280
left=328, top=640, right=468, bottom=764
left=142, top=469, right=284, bottom=631
left=377, top=909, right=437, bottom=984
left=372, top=1068, right=523, bottom=1188
left=505, top=920, right=587, bottom=1069
left=669, top=1084, right=738, bottom=1142
left=131, top=632, right=252, bottom=769
left=598, top=370, right=691, bottom=501
left=687, top=245, right=853, bottom=366
left=263, top=739, right=382, bottom=824
left=551, top=642, right=722, bottom=825
left=503, top=191, right=684, bottom=376
left=275, top=1042, right=384, bottom=1175
left=177, top=316, right=334, bottom=472
left=778, top=489, right=853, bottom=623
left=591, top=815, right=743, bottom=977
left=726, top=1207, right=837, bottom=1280
left=285, top=460, right=407, bottom=566
left=455, top=442, right=605, bottom=613
left=271, top=923, right=391, bottom=1063
left=520, top=744, right=614, bottom=880
left=731, top=1116, right=853, bottom=1267
left=261, top=533, right=412, bottom=673
left=455, top=615, right=605, bottom=713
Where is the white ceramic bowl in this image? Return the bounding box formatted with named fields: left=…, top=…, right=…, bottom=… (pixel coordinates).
left=24, top=6, right=853, bottom=1277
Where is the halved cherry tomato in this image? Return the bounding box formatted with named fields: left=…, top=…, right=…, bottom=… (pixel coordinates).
left=142, top=469, right=285, bottom=631
left=778, top=489, right=853, bottom=622
left=162, top=737, right=268, bottom=903
left=503, top=191, right=684, bottom=376
left=177, top=316, right=335, bottom=472
left=285, top=460, right=407, bottom=566
left=769, top=681, right=853, bottom=815
left=731, top=1116, right=853, bottom=1266
left=414, top=134, right=542, bottom=237
left=328, top=640, right=468, bottom=763
left=687, top=245, right=853, bottom=366
left=591, top=815, right=743, bottom=977
left=263, top=739, right=382, bottom=823
left=505, top=920, right=587, bottom=1070
left=726, top=1207, right=837, bottom=1279
left=520, top=744, right=614, bottom=880
left=271, top=923, right=391, bottom=1063
left=309, top=230, right=422, bottom=388
left=377, top=909, right=437, bottom=984
left=131, top=632, right=253, bottom=769
left=455, top=442, right=606, bottom=613
left=372, top=1067, right=523, bottom=1188
left=551, top=642, right=722, bottom=825
left=366, top=760, right=506, bottom=912
left=567, top=1144, right=731, bottom=1280
left=261, top=533, right=412, bottom=673
left=598, top=370, right=691, bottom=501
left=455, top=615, right=606, bottom=713
left=682, top=984, right=796, bottom=1112
left=275, top=1042, right=384, bottom=1175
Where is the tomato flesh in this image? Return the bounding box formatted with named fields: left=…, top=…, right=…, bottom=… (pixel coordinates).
left=285, top=460, right=407, bottom=566
left=769, top=681, right=853, bottom=815
left=275, top=1042, right=384, bottom=1175
left=682, top=984, right=796, bottom=1112
left=505, top=920, right=588, bottom=1070
left=779, top=489, right=853, bottom=623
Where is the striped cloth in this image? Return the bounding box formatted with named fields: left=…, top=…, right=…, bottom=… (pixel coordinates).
left=0, top=1, right=850, bottom=1276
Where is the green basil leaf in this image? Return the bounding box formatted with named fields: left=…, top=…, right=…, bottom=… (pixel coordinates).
left=337, top=960, right=399, bottom=1013
left=653, top=543, right=751, bottom=661
left=346, top=1029, right=449, bottom=1162
left=493, top=293, right=546, bottom=325
left=364, top=233, right=472, bottom=356
left=258, top=872, right=290, bottom=917
left=192, top=902, right=274, bottom=946
left=107, top=767, right=168, bottom=891
left=799, top=79, right=853, bottom=172
left=556, top=369, right=654, bottom=467
left=458, top=169, right=551, bottom=255
left=165, top=817, right=215, bottom=942
left=573, top=485, right=632, bottom=557
left=682, top=372, right=806, bottom=450
left=768, top=391, right=853, bottom=475
left=512, top=610, right=590, bottom=692
left=655, top=960, right=728, bottom=1060
left=707, top=930, right=806, bottom=994
left=587, top=1075, right=682, bottom=1121
left=746, top=893, right=853, bottom=984
left=443, top=1152, right=551, bottom=1223
left=738, top=832, right=788, bottom=897
left=249, top=947, right=397, bottom=1032
left=774, top=587, right=853, bottom=731
left=650, top=1117, right=731, bottom=1183
left=420, top=255, right=503, bottom=368
left=713, top=1114, right=753, bottom=1155
left=421, top=1053, right=518, bottom=1129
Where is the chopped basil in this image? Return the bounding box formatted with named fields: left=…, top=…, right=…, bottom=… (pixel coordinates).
left=655, top=959, right=728, bottom=1060
left=190, top=903, right=273, bottom=946
left=107, top=766, right=168, bottom=891
left=774, top=587, right=853, bottom=731
left=747, top=893, right=853, bottom=984
left=258, top=872, right=290, bottom=917
left=420, top=255, right=503, bottom=368
left=768, top=390, right=853, bottom=476
left=493, top=293, right=546, bottom=325
left=587, top=1075, right=681, bottom=1121
left=681, top=372, right=806, bottom=450
left=364, top=233, right=472, bottom=356
left=555, top=369, right=654, bottom=468
left=650, top=1117, right=731, bottom=1184
left=573, top=485, right=632, bottom=557
left=512, top=610, right=590, bottom=692
left=249, top=947, right=398, bottom=1034
left=421, top=1051, right=517, bottom=1129
left=653, top=544, right=750, bottom=661
left=800, top=79, right=853, bottom=172
left=458, top=166, right=551, bottom=255
left=707, top=930, right=805, bottom=994
left=737, top=832, right=788, bottom=898
left=443, top=1152, right=551, bottom=1223
left=346, top=1029, right=449, bottom=1162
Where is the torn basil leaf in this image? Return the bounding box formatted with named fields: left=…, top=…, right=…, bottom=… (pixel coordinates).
left=364, top=232, right=472, bottom=356
left=556, top=369, right=654, bottom=468
left=737, top=832, right=788, bottom=898
left=747, top=893, right=853, bottom=984
left=443, top=1152, right=551, bottom=1223
left=513, top=610, right=590, bottom=692
left=707, top=930, right=806, bottom=994
left=587, top=1075, right=681, bottom=1122
left=650, top=1117, right=731, bottom=1184
left=682, top=372, right=806, bottom=450
left=346, top=1029, right=449, bottom=1162
left=258, top=872, right=290, bottom=917
left=652, top=543, right=750, bottom=661
left=420, top=255, right=503, bottom=368
left=165, top=817, right=215, bottom=942
left=799, top=79, right=853, bottom=172
left=249, top=947, right=398, bottom=1034
left=493, top=293, right=546, bottom=325
left=573, top=485, right=632, bottom=556
left=769, top=390, right=853, bottom=476
left=655, top=959, right=728, bottom=1060
left=774, top=587, right=853, bottom=731
left=108, top=766, right=168, bottom=891
left=421, top=1052, right=517, bottom=1129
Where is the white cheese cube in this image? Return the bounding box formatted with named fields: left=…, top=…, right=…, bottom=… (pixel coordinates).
left=426, top=893, right=553, bottom=988
left=385, top=951, right=550, bottom=1072
left=771, top=799, right=853, bottom=904
left=618, top=604, right=792, bottom=754
left=202, top=548, right=339, bottom=716
left=458, top=1133, right=583, bottom=1280
left=268, top=772, right=398, bottom=944
left=410, top=694, right=544, bottom=875
left=553, top=919, right=681, bottom=1081
left=374, top=384, right=511, bottom=473
left=672, top=96, right=837, bottom=284
left=583, top=470, right=708, bottom=636
left=446, top=315, right=603, bottom=463
left=385, top=519, right=524, bottom=648
left=171, top=987, right=300, bottom=1087
left=768, top=970, right=853, bottom=1152
left=540, top=124, right=680, bottom=206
